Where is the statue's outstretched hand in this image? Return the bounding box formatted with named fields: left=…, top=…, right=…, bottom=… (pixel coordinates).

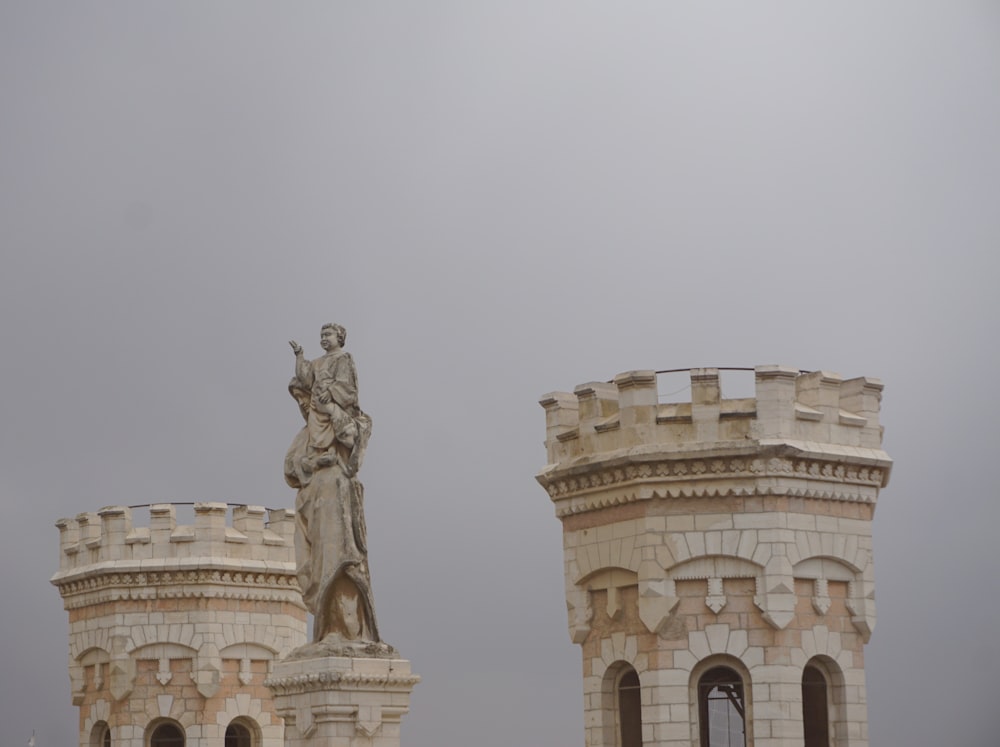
left=289, top=340, right=302, bottom=355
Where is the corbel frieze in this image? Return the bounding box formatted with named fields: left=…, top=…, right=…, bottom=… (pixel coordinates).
left=54, top=568, right=304, bottom=608
left=541, top=455, right=885, bottom=516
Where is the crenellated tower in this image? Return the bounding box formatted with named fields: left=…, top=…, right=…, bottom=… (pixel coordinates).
left=537, top=366, right=891, bottom=747
left=51, top=502, right=307, bottom=747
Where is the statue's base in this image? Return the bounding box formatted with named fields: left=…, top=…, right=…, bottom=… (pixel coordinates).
left=286, top=638, right=399, bottom=661
left=266, top=652, right=419, bottom=747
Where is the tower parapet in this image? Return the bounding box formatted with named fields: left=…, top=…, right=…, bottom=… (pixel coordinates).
left=55, top=502, right=295, bottom=574
left=538, top=366, right=891, bottom=747
left=52, top=503, right=307, bottom=747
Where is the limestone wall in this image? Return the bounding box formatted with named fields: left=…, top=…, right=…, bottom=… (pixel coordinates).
left=52, top=503, right=307, bottom=747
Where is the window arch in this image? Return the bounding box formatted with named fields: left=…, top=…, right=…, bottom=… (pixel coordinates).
left=598, top=662, right=644, bottom=747
left=147, top=720, right=184, bottom=747
left=697, top=666, right=746, bottom=747
left=616, top=667, right=642, bottom=747
left=90, top=721, right=111, bottom=747
left=225, top=718, right=259, bottom=747
left=802, top=663, right=829, bottom=747
left=801, top=656, right=849, bottom=747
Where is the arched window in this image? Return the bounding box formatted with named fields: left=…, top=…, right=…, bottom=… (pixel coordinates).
left=617, top=667, right=642, bottom=747
left=225, top=720, right=254, bottom=747
left=698, top=666, right=746, bottom=747
left=802, top=663, right=830, bottom=747
left=90, top=721, right=110, bottom=747
left=149, top=722, right=184, bottom=747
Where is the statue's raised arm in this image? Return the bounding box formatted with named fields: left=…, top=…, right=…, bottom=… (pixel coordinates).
left=284, top=323, right=378, bottom=651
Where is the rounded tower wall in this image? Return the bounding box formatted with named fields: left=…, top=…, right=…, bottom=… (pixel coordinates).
left=52, top=503, right=307, bottom=747
left=538, top=366, right=891, bottom=747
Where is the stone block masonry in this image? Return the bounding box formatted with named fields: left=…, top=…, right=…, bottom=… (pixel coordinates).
left=537, top=366, right=891, bottom=747
left=52, top=503, right=307, bottom=747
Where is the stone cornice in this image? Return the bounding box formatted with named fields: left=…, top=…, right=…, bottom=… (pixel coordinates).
left=265, top=669, right=422, bottom=696
left=51, top=557, right=296, bottom=587
left=52, top=565, right=304, bottom=609
left=537, top=442, right=891, bottom=517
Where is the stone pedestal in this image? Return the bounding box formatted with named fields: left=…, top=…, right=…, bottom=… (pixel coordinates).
left=266, top=655, right=419, bottom=747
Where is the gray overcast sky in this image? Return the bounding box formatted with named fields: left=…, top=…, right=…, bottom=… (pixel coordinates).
left=1, top=3, right=998, bottom=746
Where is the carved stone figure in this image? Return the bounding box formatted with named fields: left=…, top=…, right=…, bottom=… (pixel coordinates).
left=285, top=324, right=378, bottom=645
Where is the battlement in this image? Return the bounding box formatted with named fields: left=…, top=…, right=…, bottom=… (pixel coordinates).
left=541, top=366, right=886, bottom=465
left=53, top=502, right=296, bottom=577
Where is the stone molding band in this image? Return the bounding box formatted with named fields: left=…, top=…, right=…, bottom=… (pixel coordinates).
left=539, top=452, right=889, bottom=516
left=265, top=670, right=422, bottom=696
left=59, top=588, right=306, bottom=610
left=52, top=563, right=298, bottom=587
left=550, top=483, right=882, bottom=517
left=53, top=568, right=303, bottom=609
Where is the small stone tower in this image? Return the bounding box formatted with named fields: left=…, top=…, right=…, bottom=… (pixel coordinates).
left=537, top=366, right=891, bottom=747
left=51, top=503, right=307, bottom=747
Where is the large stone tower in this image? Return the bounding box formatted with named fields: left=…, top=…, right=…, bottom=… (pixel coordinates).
left=537, top=366, right=890, bottom=747
left=51, top=502, right=307, bottom=747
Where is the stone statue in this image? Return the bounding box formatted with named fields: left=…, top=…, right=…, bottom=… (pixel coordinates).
left=284, top=323, right=379, bottom=645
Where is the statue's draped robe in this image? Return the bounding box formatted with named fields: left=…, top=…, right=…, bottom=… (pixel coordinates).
left=285, top=349, right=377, bottom=642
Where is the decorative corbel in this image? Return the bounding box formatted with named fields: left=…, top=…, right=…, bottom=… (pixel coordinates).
left=811, top=578, right=831, bottom=616
left=705, top=577, right=727, bottom=614
left=156, top=657, right=172, bottom=686
left=238, top=657, right=253, bottom=685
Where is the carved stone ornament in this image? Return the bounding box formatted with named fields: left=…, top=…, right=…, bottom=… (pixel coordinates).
left=705, top=577, right=727, bottom=614
left=540, top=454, right=885, bottom=517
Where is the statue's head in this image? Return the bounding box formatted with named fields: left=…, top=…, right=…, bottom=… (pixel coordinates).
left=320, top=323, right=347, bottom=350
